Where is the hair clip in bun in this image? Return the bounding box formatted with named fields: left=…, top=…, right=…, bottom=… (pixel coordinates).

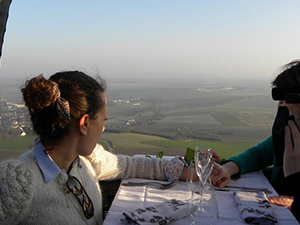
left=56, top=97, right=71, bottom=120
left=52, top=81, right=71, bottom=120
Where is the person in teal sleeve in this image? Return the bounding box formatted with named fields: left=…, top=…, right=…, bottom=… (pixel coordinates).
left=211, top=60, right=300, bottom=198
left=219, top=135, right=288, bottom=194
left=212, top=135, right=289, bottom=194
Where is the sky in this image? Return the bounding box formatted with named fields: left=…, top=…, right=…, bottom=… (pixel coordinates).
left=1, top=0, right=300, bottom=82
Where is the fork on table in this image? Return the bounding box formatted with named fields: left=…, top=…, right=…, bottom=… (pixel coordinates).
left=122, top=181, right=178, bottom=190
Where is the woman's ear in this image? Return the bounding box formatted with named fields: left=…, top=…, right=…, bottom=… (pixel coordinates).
left=79, top=114, right=90, bottom=135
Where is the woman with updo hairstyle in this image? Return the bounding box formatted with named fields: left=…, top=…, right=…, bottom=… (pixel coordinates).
left=22, top=71, right=106, bottom=147
left=0, top=71, right=190, bottom=225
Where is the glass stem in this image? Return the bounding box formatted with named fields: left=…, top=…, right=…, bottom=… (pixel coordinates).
left=200, top=186, right=204, bottom=202
left=190, top=189, right=194, bottom=201
left=199, top=183, right=205, bottom=211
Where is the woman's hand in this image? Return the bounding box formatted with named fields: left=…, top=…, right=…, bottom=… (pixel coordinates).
left=284, top=117, right=300, bottom=177
left=269, top=195, right=294, bottom=210
left=211, top=162, right=237, bottom=188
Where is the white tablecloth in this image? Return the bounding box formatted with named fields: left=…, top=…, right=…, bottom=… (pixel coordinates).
left=103, top=171, right=298, bottom=225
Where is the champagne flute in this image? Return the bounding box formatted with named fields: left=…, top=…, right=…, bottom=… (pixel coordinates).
left=194, top=146, right=214, bottom=211
left=186, top=160, right=199, bottom=200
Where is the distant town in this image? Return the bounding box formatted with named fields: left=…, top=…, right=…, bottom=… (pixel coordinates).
left=0, top=98, right=31, bottom=141
left=0, top=97, right=144, bottom=142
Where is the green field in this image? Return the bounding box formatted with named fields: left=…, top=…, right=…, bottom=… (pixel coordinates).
left=210, top=112, right=247, bottom=127
left=0, top=132, right=258, bottom=161
left=102, top=132, right=257, bottom=158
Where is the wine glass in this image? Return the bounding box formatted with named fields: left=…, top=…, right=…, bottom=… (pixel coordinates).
left=194, top=146, right=214, bottom=211
left=186, top=160, right=199, bottom=200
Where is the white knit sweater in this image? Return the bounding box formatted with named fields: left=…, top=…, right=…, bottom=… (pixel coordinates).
left=0, top=144, right=169, bottom=225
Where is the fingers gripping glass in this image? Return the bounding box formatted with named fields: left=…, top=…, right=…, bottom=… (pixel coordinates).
left=67, top=176, right=94, bottom=219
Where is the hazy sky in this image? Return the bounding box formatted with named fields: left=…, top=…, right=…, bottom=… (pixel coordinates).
left=1, top=1, right=300, bottom=81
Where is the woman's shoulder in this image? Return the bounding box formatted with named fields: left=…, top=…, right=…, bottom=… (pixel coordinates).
left=0, top=159, right=35, bottom=224
left=0, top=158, right=34, bottom=179
left=82, top=144, right=119, bottom=177
left=85, top=143, right=115, bottom=162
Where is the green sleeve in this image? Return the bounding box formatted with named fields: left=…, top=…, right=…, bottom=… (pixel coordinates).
left=224, top=136, right=274, bottom=175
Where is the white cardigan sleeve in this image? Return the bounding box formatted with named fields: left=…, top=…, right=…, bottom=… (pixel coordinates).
left=0, top=159, right=34, bottom=225
left=85, top=144, right=185, bottom=181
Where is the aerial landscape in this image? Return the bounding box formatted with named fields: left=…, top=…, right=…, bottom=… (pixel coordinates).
left=0, top=1, right=296, bottom=162
left=1, top=1, right=300, bottom=224
left=0, top=76, right=277, bottom=161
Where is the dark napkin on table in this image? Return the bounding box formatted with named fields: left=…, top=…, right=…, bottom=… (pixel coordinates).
left=234, top=191, right=277, bottom=225
left=122, top=199, right=194, bottom=225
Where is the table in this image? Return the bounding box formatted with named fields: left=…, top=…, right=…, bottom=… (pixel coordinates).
left=103, top=171, right=298, bottom=225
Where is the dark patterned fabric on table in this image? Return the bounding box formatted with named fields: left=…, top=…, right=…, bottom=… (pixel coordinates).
left=122, top=199, right=193, bottom=225
left=234, top=191, right=277, bottom=225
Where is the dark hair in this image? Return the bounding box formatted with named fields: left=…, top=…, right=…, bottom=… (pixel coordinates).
left=21, top=71, right=106, bottom=146
left=272, top=60, right=300, bottom=87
